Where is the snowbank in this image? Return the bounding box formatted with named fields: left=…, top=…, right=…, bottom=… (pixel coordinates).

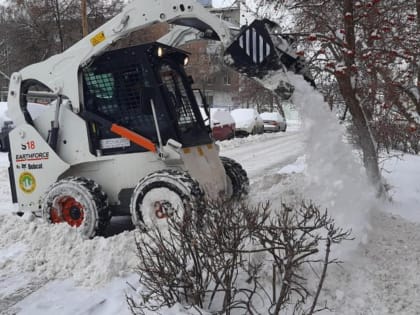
left=0, top=214, right=137, bottom=287
left=381, top=153, right=420, bottom=222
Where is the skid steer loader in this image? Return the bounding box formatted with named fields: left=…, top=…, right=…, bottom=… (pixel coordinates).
left=6, top=0, right=312, bottom=238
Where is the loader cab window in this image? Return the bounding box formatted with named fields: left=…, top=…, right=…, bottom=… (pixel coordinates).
left=157, top=61, right=211, bottom=146
left=83, top=63, right=176, bottom=155
left=84, top=73, right=114, bottom=99
left=160, top=64, right=196, bottom=132
left=81, top=43, right=211, bottom=156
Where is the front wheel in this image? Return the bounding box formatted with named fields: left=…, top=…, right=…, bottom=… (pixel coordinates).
left=220, top=156, right=249, bottom=200
left=130, top=170, right=204, bottom=231
left=41, top=177, right=111, bottom=238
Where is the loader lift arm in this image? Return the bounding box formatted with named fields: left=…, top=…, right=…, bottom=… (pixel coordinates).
left=7, top=0, right=312, bottom=128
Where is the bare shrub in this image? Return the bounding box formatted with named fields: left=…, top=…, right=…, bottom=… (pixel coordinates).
left=127, top=200, right=351, bottom=315
left=370, top=119, right=420, bottom=154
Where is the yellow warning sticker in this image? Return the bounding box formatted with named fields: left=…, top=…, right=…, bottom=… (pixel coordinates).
left=19, top=171, right=36, bottom=194
left=90, top=31, right=106, bottom=46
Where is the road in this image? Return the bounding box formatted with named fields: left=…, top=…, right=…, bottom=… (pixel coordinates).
left=219, top=130, right=304, bottom=179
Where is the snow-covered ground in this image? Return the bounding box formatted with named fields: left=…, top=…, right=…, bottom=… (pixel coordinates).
left=1, top=130, right=419, bottom=314
left=1, top=79, right=420, bottom=314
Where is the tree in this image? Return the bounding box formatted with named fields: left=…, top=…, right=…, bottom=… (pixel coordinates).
left=245, top=0, right=420, bottom=194
left=235, top=76, right=286, bottom=114
left=0, top=0, right=123, bottom=78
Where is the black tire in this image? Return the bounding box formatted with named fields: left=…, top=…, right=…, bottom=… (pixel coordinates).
left=220, top=156, right=249, bottom=200
left=41, top=177, right=111, bottom=238
left=130, top=170, right=204, bottom=230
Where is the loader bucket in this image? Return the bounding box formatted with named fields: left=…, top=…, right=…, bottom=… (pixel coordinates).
left=225, top=19, right=297, bottom=77
left=224, top=19, right=314, bottom=99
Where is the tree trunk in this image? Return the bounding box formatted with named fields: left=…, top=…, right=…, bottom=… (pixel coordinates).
left=337, top=77, right=384, bottom=194
left=416, top=0, right=420, bottom=115
left=81, top=0, right=88, bottom=37
left=341, top=0, right=384, bottom=195
left=52, top=0, right=65, bottom=52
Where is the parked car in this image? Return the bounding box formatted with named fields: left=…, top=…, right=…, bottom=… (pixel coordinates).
left=200, top=108, right=236, bottom=141
left=230, top=108, right=264, bottom=136
left=260, top=111, right=287, bottom=132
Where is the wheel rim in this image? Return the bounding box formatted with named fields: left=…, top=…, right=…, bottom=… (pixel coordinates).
left=140, top=187, right=185, bottom=230
left=50, top=196, right=85, bottom=227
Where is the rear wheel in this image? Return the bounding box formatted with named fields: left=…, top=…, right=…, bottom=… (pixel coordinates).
left=41, top=177, right=111, bottom=238
left=130, top=170, right=204, bottom=231
left=220, top=156, right=249, bottom=200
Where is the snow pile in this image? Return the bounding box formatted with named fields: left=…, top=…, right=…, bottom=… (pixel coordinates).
left=278, top=155, right=306, bottom=174
left=382, top=153, right=420, bottom=222
left=0, top=214, right=137, bottom=287
left=217, top=130, right=286, bottom=149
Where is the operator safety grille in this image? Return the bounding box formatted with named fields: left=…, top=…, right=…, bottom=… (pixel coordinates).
left=83, top=63, right=172, bottom=144
left=159, top=64, right=197, bottom=131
